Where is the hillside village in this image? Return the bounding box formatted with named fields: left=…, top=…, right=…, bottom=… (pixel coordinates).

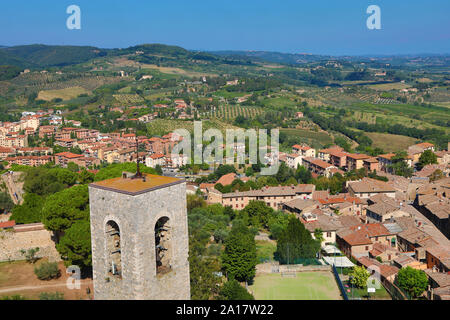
left=0, top=43, right=449, bottom=301
left=0, top=106, right=449, bottom=300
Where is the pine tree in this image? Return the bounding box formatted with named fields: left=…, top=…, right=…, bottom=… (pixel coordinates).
left=222, top=224, right=257, bottom=282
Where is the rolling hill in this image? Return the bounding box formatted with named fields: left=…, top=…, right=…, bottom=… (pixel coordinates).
left=0, top=44, right=110, bottom=68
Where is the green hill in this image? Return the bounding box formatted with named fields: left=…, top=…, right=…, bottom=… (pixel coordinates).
left=0, top=44, right=110, bottom=67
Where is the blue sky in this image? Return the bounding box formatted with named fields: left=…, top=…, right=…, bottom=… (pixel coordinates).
left=0, top=0, right=449, bottom=55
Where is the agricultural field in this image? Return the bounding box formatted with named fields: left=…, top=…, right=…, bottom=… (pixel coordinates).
left=365, top=82, right=411, bottom=91
left=279, top=128, right=334, bottom=149
left=365, top=132, right=418, bottom=153
left=214, top=90, right=251, bottom=99
left=113, top=93, right=145, bottom=105
left=260, top=95, right=298, bottom=110
left=210, top=105, right=265, bottom=120
left=138, top=64, right=217, bottom=78
left=346, top=103, right=450, bottom=132
left=37, top=86, right=90, bottom=101
left=249, top=272, right=341, bottom=300
left=312, top=87, right=379, bottom=106
left=146, top=118, right=238, bottom=136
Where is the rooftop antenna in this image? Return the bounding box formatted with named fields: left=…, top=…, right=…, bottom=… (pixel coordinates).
left=132, top=126, right=145, bottom=180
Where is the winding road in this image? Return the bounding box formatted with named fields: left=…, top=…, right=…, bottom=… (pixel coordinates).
left=1, top=171, right=24, bottom=205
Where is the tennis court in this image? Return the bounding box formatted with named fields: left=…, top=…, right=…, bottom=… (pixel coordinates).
left=249, top=272, right=342, bottom=300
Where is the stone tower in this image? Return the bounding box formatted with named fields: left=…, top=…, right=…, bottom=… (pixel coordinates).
left=88, top=172, right=190, bottom=300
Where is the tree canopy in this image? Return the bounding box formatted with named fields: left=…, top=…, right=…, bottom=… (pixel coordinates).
left=349, top=266, right=370, bottom=288
left=217, top=279, right=254, bottom=300
left=56, top=220, right=92, bottom=269
left=0, top=192, right=13, bottom=213
left=396, top=266, right=428, bottom=298
left=417, top=149, right=438, bottom=170
left=221, top=223, right=257, bottom=282
left=42, top=185, right=89, bottom=233
left=240, top=200, right=274, bottom=228
left=276, top=217, right=320, bottom=264
left=23, top=167, right=78, bottom=196
left=10, top=193, right=44, bottom=224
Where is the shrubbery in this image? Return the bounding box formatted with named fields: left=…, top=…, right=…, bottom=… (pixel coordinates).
left=39, top=292, right=64, bottom=300
left=34, top=262, right=60, bottom=280
left=217, top=279, right=254, bottom=300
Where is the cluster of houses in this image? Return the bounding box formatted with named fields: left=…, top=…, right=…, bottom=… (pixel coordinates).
left=127, top=99, right=195, bottom=122
left=199, top=171, right=449, bottom=299
left=277, top=142, right=450, bottom=179
left=195, top=141, right=450, bottom=300
left=0, top=109, right=190, bottom=171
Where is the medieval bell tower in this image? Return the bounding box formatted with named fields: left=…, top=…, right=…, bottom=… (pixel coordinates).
left=88, top=172, right=190, bottom=300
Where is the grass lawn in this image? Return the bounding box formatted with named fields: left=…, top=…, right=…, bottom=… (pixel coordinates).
left=256, top=240, right=276, bottom=263
left=343, top=280, right=391, bottom=300
left=249, top=272, right=341, bottom=300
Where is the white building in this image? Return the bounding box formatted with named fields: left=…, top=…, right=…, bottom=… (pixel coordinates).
left=286, top=153, right=303, bottom=169
left=166, top=154, right=189, bottom=168
left=145, top=153, right=166, bottom=168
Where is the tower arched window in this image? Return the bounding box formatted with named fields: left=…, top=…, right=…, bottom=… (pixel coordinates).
left=106, top=220, right=122, bottom=279
left=155, top=217, right=171, bottom=275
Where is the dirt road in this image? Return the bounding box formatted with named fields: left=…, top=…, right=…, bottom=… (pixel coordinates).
left=1, top=171, right=24, bottom=205
left=0, top=279, right=93, bottom=294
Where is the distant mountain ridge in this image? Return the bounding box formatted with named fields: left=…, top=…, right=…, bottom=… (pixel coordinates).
left=210, top=50, right=334, bottom=64
left=0, top=44, right=110, bottom=68
left=0, top=43, right=448, bottom=69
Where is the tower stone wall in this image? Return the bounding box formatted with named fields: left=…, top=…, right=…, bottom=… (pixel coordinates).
left=89, top=177, right=190, bottom=300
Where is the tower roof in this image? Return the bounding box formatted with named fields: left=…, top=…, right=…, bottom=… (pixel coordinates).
left=90, top=173, right=184, bottom=196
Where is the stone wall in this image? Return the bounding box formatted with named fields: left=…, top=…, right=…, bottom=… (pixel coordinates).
left=256, top=262, right=331, bottom=274
left=0, top=228, right=61, bottom=262
left=89, top=181, right=190, bottom=300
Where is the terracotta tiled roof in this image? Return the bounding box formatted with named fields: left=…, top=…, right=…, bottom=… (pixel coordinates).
left=0, top=146, right=15, bottom=153
left=378, top=153, right=395, bottom=160
left=292, top=144, right=311, bottom=151
left=348, top=178, right=396, bottom=193
left=412, top=142, right=434, bottom=149
left=303, top=157, right=334, bottom=169
left=318, top=196, right=361, bottom=205
left=346, top=153, right=370, bottom=160
left=215, top=173, right=237, bottom=186
left=55, top=152, right=84, bottom=159
left=342, top=229, right=373, bottom=246
left=149, top=153, right=165, bottom=160
left=319, top=146, right=343, bottom=154
left=223, top=184, right=315, bottom=198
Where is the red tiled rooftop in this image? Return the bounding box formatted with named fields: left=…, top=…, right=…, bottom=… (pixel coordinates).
left=346, top=153, right=370, bottom=160
left=292, top=144, right=311, bottom=151
left=318, top=196, right=361, bottom=205
left=149, top=153, right=165, bottom=159
left=215, top=173, right=237, bottom=186
left=55, top=152, right=84, bottom=159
